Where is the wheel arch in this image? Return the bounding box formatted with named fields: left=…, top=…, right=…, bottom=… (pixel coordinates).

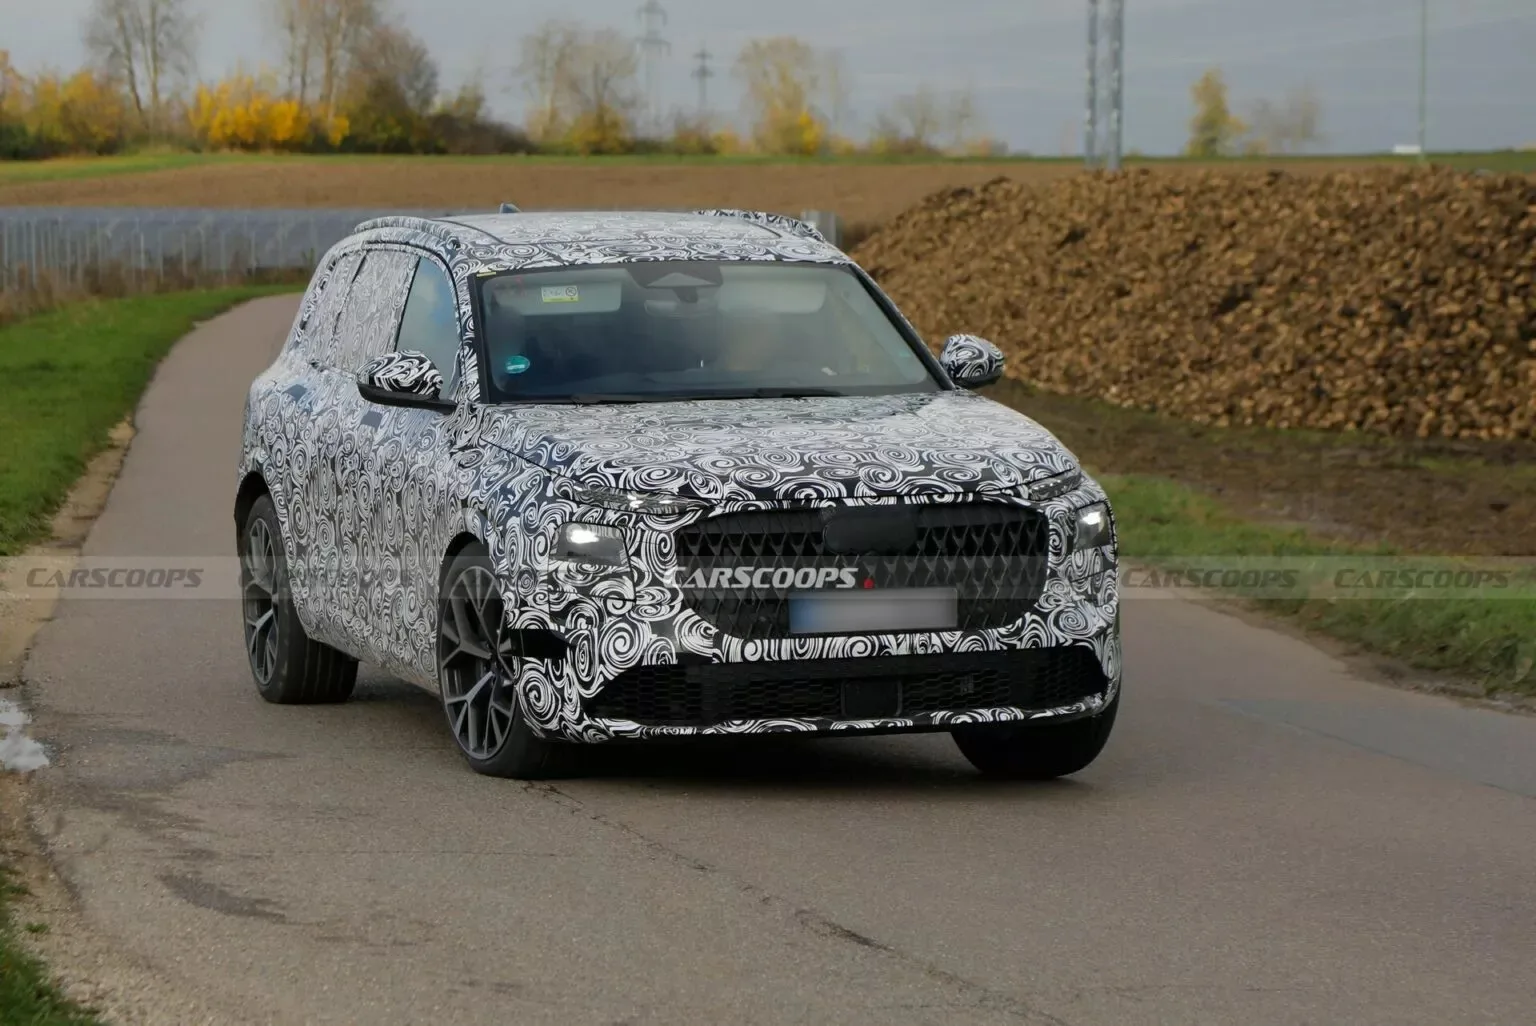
left=234, top=470, right=270, bottom=543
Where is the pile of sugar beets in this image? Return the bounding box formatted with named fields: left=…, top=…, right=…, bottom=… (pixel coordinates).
left=854, top=166, right=1536, bottom=441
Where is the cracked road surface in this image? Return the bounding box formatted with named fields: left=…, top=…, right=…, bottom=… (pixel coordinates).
left=23, top=296, right=1536, bottom=1025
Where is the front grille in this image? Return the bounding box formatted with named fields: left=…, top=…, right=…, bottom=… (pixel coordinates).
left=586, top=646, right=1107, bottom=727
left=676, top=503, right=1050, bottom=639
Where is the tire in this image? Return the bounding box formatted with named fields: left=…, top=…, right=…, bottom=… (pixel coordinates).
left=239, top=493, right=358, bottom=704
left=437, top=543, right=576, bottom=779
left=951, top=695, right=1118, bottom=780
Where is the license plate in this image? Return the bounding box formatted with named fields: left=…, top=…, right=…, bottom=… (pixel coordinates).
left=788, top=588, right=959, bottom=635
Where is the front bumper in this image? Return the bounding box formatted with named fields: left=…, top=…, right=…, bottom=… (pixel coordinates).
left=502, top=488, right=1121, bottom=743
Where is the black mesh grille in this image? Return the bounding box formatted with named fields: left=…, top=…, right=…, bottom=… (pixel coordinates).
left=586, top=647, right=1107, bottom=727
left=676, top=504, right=1050, bottom=640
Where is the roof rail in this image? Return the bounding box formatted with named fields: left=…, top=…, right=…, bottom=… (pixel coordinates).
left=352, top=214, right=458, bottom=236
left=692, top=208, right=828, bottom=244
left=499, top=202, right=521, bottom=213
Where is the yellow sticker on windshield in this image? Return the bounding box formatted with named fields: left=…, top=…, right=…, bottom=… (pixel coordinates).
left=541, top=285, right=580, bottom=304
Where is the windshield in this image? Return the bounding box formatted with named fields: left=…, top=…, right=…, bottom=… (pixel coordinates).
left=475, top=261, right=940, bottom=403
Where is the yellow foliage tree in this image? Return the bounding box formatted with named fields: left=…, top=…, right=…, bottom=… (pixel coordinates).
left=736, top=37, right=830, bottom=156
left=1185, top=68, right=1247, bottom=158
left=22, top=69, right=129, bottom=154
left=187, top=70, right=342, bottom=152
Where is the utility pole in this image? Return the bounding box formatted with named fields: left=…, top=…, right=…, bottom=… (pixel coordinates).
left=1107, top=0, right=1124, bottom=170
left=636, top=0, right=671, bottom=134
left=1417, top=0, right=1429, bottom=162
left=1085, top=0, right=1099, bottom=167
left=1084, top=0, right=1125, bottom=169
left=692, top=46, right=715, bottom=118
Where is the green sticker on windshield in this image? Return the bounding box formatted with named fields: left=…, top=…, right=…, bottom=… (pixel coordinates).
left=541, top=285, right=580, bottom=304
left=504, top=355, right=531, bottom=375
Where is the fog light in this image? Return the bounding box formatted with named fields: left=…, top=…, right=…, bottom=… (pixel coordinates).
left=1074, top=503, right=1112, bottom=551
left=555, top=523, right=627, bottom=566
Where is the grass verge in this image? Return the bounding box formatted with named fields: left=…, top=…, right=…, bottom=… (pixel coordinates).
left=0, top=868, right=99, bottom=1026
left=1, top=148, right=1530, bottom=186
left=0, top=285, right=297, bottom=557
left=2, top=286, right=304, bottom=1024
left=1104, top=473, right=1536, bottom=699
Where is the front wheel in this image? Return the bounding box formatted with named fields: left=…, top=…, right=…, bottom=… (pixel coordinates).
left=951, top=695, right=1118, bottom=779
left=437, top=544, right=576, bottom=779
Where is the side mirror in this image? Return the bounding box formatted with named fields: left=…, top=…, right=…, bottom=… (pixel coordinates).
left=939, top=334, right=1005, bottom=389
left=357, top=351, right=450, bottom=410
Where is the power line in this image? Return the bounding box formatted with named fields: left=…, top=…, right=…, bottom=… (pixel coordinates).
left=691, top=46, right=715, bottom=117
left=636, top=0, right=670, bottom=133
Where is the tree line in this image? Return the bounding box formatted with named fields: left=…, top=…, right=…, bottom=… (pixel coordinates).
left=0, top=0, right=1001, bottom=159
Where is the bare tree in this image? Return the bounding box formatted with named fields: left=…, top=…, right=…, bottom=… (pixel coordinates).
left=270, top=0, right=317, bottom=103
left=83, top=0, right=199, bottom=134
left=563, top=27, right=640, bottom=153
left=870, top=84, right=984, bottom=155
left=1246, top=85, right=1323, bottom=155
left=309, top=0, right=380, bottom=118
left=514, top=19, right=581, bottom=143
left=735, top=36, right=833, bottom=154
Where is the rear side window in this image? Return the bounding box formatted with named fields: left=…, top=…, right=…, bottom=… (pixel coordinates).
left=297, top=250, right=363, bottom=358
left=328, top=249, right=418, bottom=374
left=395, top=258, right=463, bottom=396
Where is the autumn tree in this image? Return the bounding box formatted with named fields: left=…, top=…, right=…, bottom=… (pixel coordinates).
left=562, top=28, right=639, bottom=155
left=735, top=36, right=832, bottom=156
left=514, top=20, right=581, bottom=143
left=1245, top=85, right=1323, bottom=155
left=513, top=20, right=638, bottom=154
left=870, top=84, right=983, bottom=155
left=83, top=0, right=200, bottom=135
left=339, top=21, right=439, bottom=151
left=1184, top=68, right=1246, bottom=158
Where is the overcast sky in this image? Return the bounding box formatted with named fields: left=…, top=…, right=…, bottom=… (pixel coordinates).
left=3, top=0, right=1532, bottom=155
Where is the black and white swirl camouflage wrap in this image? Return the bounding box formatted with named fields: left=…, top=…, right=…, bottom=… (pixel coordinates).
left=238, top=210, right=1121, bottom=743
left=939, top=334, right=1007, bottom=388
left=361, top=351, right=445, bottom=398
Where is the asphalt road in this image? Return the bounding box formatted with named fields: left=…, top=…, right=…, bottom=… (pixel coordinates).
left=23, top=296, right=1536, bottom=1026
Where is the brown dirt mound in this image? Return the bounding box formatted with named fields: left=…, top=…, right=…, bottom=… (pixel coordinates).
left=854, top=167, right=1536, bottom=440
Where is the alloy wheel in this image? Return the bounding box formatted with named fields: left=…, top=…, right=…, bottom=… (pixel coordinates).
left=242, top=517, right=280, bottom=684
left=439, top=565, right=520, bottom=759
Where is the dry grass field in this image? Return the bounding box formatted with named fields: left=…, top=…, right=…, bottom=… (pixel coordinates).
left=4, top=152, right=1527, bottom=226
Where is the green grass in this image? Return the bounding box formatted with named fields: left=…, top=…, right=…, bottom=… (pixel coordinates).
left=2, top=147, right=1532, bottom=185
left=1105, top=473, right=1536, bottom=696
left=0, top=869, right=101, bottom=1025
left=0, top=285, right=297, bottom=557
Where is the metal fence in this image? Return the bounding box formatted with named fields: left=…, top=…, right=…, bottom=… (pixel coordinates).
left=0, top=207, right=460, bottom=291
left=0, top=206, right=848, bottom=292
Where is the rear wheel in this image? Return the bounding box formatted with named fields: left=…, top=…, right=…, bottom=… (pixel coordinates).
left=240, top=494, right=357, bottom=704
left=951, top=695, right=1118, bottom=779
left=437, top=544, right=575, bottom=779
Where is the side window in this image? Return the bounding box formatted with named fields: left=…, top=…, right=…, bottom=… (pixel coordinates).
left=298, top=250, right=363, bottom=364
left=330, top=249, right=418, bottom=374
left=395, top=258, right=463, bottom=396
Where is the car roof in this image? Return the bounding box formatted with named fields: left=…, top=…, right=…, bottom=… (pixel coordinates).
left=441, top=211, right=797, bottom=246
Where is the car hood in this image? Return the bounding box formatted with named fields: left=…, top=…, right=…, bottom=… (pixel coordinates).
left=474, top=391, right=1079, bottom=504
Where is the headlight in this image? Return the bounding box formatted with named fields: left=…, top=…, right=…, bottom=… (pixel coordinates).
left=1027, top=468, right=1084, bottom=502
left=556, top=480, right=705, bottom=514
left=555, top=523, right=627, bottom=566
left=1073, top=503, right=1113, bottom=551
